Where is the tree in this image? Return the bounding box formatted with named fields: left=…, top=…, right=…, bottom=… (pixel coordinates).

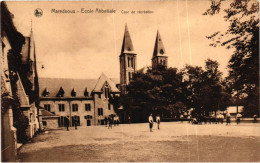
left=204, top=0, right=259, bottom=116
left=182, top=59, right=231, bottom=116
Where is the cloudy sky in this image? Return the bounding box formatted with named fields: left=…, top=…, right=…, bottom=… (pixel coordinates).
left=6, top=1, right=233, bottom=79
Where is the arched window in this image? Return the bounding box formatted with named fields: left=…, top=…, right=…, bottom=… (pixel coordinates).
left=104, top=83, right=110, bottom=99
left=128, top=57, right=130, bottom=67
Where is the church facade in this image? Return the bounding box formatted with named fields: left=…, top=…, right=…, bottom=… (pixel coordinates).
left=119, top=25, right=168, bottom=94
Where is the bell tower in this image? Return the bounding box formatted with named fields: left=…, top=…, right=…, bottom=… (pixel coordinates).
left=152, top=30, right=168, bottom=71
left=119, top=24, right=137, bottom=94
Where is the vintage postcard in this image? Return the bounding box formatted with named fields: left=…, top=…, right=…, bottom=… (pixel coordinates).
left=1, top=0, right=259, bottom=162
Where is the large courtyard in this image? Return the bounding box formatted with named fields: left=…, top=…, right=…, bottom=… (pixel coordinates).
left=18, top=122, right=260, bottom=162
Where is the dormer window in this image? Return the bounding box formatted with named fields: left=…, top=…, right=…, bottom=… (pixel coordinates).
left=57, top=87, right=65, bottom=97
left=42, top=88, right=49, bottom=97
left=71, top=88, right=76, bottom=97
left=128, top=47, right=131, bottom=51
left=104, top=82, right=110, bottom=99
left=84, top=88, right=89, bottom=97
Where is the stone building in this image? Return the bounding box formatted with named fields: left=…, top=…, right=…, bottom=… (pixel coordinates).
left=119, top=24, right=137, bottom=94
left=1, top=2, right=40, bottom=161
left=119, top=25, right=168, bottom=93
left=152, top=30, right=168, bottom=70
left=39, top=73, right=120, bottom=127
left=19, top=26, right=41, bottom=137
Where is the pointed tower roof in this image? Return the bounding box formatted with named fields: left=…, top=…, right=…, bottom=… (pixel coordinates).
left=93, top=72, right=120, bottom=92
left=152, top=30, right=167, bottom=58
left=121, top=24, right=136, bottom=55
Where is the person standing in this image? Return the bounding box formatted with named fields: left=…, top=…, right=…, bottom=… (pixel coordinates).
left=253, top=114, right=257, bottom=123
left=108, top=117, right=112, bottom=129
left=180, top=114, right=184, bottom=123
left=156, top=114, right=160, bottom=130
left=236, top=113, right=242, bottom=124
left=104, top=117, right=108, bottom=127
left=66, top=117, right=70, bottom=131
left=75, top=121, right=78, bottom=130
left=226, top=111, right=231, bottom=125
left=128, top=116, right=131, bottom=124
left=149, top=114, right=153, bottom=132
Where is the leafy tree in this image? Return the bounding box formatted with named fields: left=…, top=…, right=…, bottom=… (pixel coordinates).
left=182, top=59, right=231, bottom=116
left=204, top=0, right=259, bottom=116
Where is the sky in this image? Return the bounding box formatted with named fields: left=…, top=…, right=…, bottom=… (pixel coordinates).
left=6, top=1, right=233, bottom=79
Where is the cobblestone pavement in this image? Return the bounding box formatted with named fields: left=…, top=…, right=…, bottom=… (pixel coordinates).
left=18, top=122, right=260, bottom=162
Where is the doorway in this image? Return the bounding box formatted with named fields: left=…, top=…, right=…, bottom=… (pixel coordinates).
left=87, top=120, right=91, bottom=126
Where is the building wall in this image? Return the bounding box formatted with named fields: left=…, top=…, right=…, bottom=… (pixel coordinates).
left=40, top=92, right=118, bottom=126
left=94, top=93, right=116, bottom=125
left=22, top=103, right=39, bottom=138
left=120, top=54, right=136, bottom=93
left=42, top=117, right=59, bottom=129
left=1, top=107, right=17, bottom=162
left=39, top=99, right=95, bottom=126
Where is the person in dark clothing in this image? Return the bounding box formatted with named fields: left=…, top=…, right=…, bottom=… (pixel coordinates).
left=108, top=117, right=112, bottom=129
left=65, top=117, right=70, bottom=131
left=104, top=117, right=108, bottom=127
left=75, top=121, right=78, bottom=130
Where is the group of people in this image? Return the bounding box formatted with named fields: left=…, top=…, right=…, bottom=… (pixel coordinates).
left=104, top=115, right=120, bottom=129
left=148, top=114, right=160, bottom=132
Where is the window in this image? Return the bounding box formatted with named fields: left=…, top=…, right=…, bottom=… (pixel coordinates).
left=44, top=104, right=51, bottom=112
left=98, top=93, right=101, bottom=98
left=128, top=57, right=130, bottom=67
left=131, top=58, right=134, bottom=68
left=98, top=108, right=103, bottom=116
left=84, top=88, right=89, bottom=97
left=85, top=104, right=91, bottom=111
left=57, top=87, right=65, bottom=97
left=108, top=103, right=111, bottom=110
left=72, top=104, right=78, bottom=112
left=105, top=88, right=110, bottom=99
left=160, top=49, right=164, bottom=54
left=71, top=88, right=76, bottom=97
left=58, top=104, right=65, bottom=112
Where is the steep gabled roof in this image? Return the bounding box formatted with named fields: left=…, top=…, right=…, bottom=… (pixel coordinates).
left=39, top=74, right=120, bottom=98
left=16, top=73, right=30, bottom=107
left=153, top=30, right=167, bottom=58
left=121, top=24, right=136, bottom=55
left=39, top=78, right=97, bottom=98
left=136, top=66, right=150, bottom=74
left=93, top=73, right=120, bottom=93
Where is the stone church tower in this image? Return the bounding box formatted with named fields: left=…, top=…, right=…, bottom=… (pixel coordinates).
left=119, top=24, right=137, bottom=94
left=152, top=30, right=168, bottom=70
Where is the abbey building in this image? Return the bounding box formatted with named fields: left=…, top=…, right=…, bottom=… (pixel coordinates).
left=38, top=24, right=169, bottom=128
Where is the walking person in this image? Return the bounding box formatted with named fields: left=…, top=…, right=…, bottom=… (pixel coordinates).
left=226, top=111, right=231, bottom=125
left=156, top=114, right=160, bottom=130
left=149, top=114, right=153, bottom=132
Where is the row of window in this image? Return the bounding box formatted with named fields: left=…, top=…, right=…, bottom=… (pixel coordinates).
left=44, top=104, right=111, bottom=112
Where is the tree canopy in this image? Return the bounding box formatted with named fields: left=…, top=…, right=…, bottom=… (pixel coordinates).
left=204, top=0, right=259, bottom=116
